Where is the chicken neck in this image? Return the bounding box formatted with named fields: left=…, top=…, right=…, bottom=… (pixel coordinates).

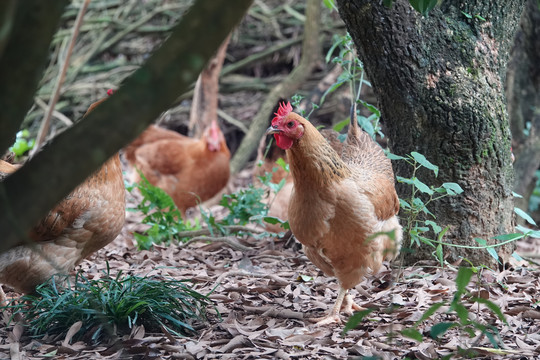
left=286, top=130, right=351, bottom=189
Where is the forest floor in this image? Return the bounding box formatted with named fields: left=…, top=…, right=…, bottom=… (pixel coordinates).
left=1, top=168, right=540, bottom=360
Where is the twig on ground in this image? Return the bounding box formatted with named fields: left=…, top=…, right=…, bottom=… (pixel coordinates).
left=243, top=305, right=304, bottom=320
left=212, top=269, right=290, bottom=289
left=178, top=236, right=252, bottom=252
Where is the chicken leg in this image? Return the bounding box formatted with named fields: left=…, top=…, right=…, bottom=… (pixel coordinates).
left=311, top=287, right=364, bottom=325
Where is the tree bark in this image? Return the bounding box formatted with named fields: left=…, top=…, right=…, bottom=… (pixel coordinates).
left=0, top=0, right=253, bottom=254
left=336, top=0, right=524, bottom=266
left=507, top=0, right=540, bottom=217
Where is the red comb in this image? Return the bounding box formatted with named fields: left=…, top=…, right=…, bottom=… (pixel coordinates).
left=107, top=89, right=115, bottom=96
left=272, top=101, right=293, bottom=125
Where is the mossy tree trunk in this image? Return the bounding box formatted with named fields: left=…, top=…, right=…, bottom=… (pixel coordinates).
left=336, top=0, right=524, bottom=266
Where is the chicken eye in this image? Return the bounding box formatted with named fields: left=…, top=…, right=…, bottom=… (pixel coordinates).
left=286, top=121, right=295, bottom=128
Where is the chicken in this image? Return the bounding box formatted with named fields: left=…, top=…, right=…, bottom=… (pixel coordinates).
left=125, top=120, right=230, bottom=216
left=0, top=96, right=125, bottom=298
left=266, top=102, right=402, bottom=325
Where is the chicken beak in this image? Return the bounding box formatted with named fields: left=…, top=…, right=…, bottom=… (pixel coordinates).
left=265, top=125, right=281, bottom=135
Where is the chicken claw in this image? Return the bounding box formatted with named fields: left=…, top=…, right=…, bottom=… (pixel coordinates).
left=341, top=294, right=365, bottom=315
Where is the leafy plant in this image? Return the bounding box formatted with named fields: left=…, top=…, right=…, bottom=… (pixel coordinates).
left=390, top=152, right=532, bottom=265
left=326, top=33, right=382, bottom=140
left=293, top=32, right=381, bottom=140
left=9, top=130, right=35, bottom=158
left=7, top=266, right=210, bottom=343
left=127, top=172, right=200, bottom=249
left=400, top=267, right=506, bottom=350
left=220, top=185, right=268, bottom=226
left=388, top=151, right=463, bottom=265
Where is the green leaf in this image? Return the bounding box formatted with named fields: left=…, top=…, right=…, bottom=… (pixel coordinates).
left=511, top=252, right=524, bottom=262
left=401, top=328, right=423, bottom=342
left=409, top=0, right=438, bottom=16
left=263, top=216, right=289, bottom=230
left=358, top=100, right=380, bottom=117
left=473, top=237, right=499, bottom=263
left=413, top=177, right=434, bottom=195
left=461, top=11, right=473, bottom=18
left=474, top=14, right=486, bottom=21
left=452, top=302, right=469, bottom=324
left=514, top=207, right=536, bottom=226
left=435, top=244, right=443, bottom=267
left=492, top=233, right=524, bottom=241
left=342, top=308, right=375, bottom=335
left=383, top=0, right=394, bottom=8
left=396, top=176, right=414, bottom=185
left=516, top=224, right=540, bottom=238
left=275, top=157, right=289, bottom=172
left=472, top=298, right=507, bottom=324
left=387, top=152, right=406, bottom=160
left=430, top=322, right=458, bottom=339
left=437, top=226, right=449, bottom=242
left=411, top=152, right=439, bottom=176
left=322, top=0, right=335, bottom=10
left=442, top=182, right=463, bottom=195
left=425, top=220, right=442, bottom=234
left=399, top=199, right=411, bottom=209
left=455, top=267, right=473, bottom=294
left=333, top=118, right=350, bottom=132
left=415, top=302, right=446, bottom=326
left=325, top=35, right=343, bottom=63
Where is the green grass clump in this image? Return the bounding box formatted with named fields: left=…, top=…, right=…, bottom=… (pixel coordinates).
left=9, top=267, right=210, bottom=343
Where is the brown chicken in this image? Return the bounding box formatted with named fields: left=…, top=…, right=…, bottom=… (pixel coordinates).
left=266, top=102, right=402, bottom=325
left=0, top=97, right=125, bottom=298
left=125, top=120, right=230, bottom=216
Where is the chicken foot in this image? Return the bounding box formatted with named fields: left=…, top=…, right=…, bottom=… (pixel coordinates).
left=310, top=287, right=365, bottom=325
left=342, top=293, right=365, bottom=315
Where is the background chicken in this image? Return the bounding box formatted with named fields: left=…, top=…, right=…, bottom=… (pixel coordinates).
left=124, top=35, right=231, bottom=217
left=125, top=121, right=230, bottom=216
left=0, top=96, right=125, bottom=300
left=266, top=102, right=402, bottom=325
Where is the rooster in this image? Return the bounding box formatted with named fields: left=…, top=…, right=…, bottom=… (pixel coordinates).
left=125, top=120, right=230, bottom=216
left=0, top=96, right=125, bottom=299
left=266, top=102, right=402, bottom=325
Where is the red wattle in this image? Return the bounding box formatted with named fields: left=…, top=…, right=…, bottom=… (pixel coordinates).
left=274, top=134, right=293, bottom=150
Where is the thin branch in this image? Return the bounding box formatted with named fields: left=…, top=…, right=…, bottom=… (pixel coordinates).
left=178, top=236, right=252, bottom=252
left=217, top=109, right=249, bottom=134
left=230, top=0, right=321, bottom=174
left=34, top=97, right=72, bottom=127
left=33, top=0, right=91, bottom=152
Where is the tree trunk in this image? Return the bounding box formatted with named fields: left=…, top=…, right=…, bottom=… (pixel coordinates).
left=507, top=0, right=540, bottom=219
left=336, top=0, right=524, bottom=266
